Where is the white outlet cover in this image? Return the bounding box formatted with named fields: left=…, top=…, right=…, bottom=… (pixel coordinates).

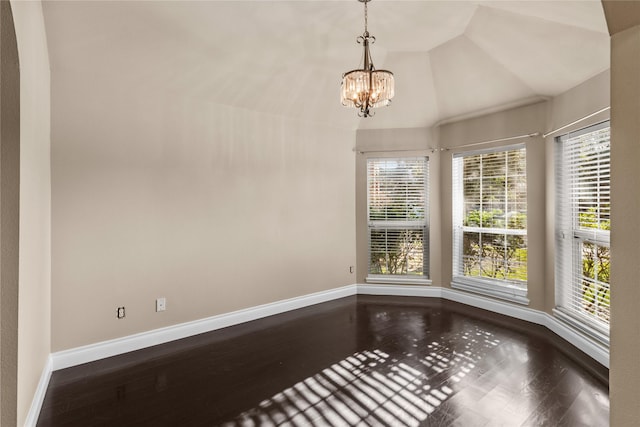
left=156, top=298, right=166, bottom=312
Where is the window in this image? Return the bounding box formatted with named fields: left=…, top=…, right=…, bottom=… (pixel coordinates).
left=452, top=145, right=528, bottom=303
left=555, top=122, right=610, bottom=343
left=367, top=157, right=429, bottom=283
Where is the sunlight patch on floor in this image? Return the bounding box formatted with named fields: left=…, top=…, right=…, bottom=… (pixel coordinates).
left=222, top=327, right=500, bottom=426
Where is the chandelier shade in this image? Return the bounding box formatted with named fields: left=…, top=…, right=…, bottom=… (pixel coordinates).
left=341, top=69, right=394, bottom=110
left=341, top=0, right=394, bottom=118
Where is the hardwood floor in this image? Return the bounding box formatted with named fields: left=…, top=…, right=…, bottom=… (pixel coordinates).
left=37, top=296, right=609, bottom=426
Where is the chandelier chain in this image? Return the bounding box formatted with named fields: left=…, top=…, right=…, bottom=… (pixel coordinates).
left=364, top=0, right=368, bottom=34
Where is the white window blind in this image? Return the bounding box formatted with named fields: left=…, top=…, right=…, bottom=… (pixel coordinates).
left=452, top=145, right=527, bottom=301
left=367, top=157, right=429, bottom=280
left=555, top=122, right=610, bottom=338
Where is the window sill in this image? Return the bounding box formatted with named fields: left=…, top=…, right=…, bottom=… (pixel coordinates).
left=552, top=308, right=610, bottom=348
left=451, top=276, right=529, bottom=305
left=366, top=276, right=431, bottom=286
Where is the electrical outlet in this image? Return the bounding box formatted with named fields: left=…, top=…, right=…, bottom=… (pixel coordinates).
left=156, top=297, right=166, bottom=312
left=117, top=306, right=125, bottom=319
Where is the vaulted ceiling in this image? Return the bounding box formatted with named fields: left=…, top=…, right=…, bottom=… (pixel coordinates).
left=42, top=1, right=610, bottom=130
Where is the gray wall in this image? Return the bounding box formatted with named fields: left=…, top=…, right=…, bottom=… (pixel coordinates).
left=1, top=3, right=20, bottom=425
left=50, top=69, right=356, bottom=351
left=9, top=1, right=52, bottom=425
left=607, top=16, right=640, bottom=426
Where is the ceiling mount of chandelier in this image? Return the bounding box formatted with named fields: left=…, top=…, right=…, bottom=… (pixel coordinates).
left=341, top=0, right=394, bottom=118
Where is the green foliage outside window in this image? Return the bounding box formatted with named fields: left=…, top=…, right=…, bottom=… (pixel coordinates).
left=578, top=208, right=610, bottom=322
left=462, top=209, right=527, bottom=282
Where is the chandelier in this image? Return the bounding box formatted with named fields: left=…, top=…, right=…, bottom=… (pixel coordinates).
left=341, top=0, right=394, bottom=118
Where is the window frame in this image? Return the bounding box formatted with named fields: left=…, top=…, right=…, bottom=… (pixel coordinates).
left=554, top=121, right=611, bottom=345
left=451, top=144, right=529, bottom=305
left=366, top=156, right=430, bottom=284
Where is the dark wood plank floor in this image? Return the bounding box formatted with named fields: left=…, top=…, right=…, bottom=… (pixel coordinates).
left=37, top=296, right=609, bottom=426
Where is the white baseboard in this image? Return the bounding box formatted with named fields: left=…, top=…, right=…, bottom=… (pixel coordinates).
left=24, top=355, right=52, bottom=427
left=51, top=284, right=357, bottom=371
left=357, top=284, right=441, bottom=298
left=441, top=287, right=546, bottom=325
left=358, top=283, right=609, bottom=368
left=544, top=313, right=609, bottom=368
left=49, top=283, right=610, bottom=371
left=357, top=284, right=544, bottom=324
left=440, top=287, right=609, bottom=367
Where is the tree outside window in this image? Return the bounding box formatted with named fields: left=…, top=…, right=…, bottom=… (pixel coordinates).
left=454, top=147, right=527, bottom=288
left=367, top=157, right=428, bottom=279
